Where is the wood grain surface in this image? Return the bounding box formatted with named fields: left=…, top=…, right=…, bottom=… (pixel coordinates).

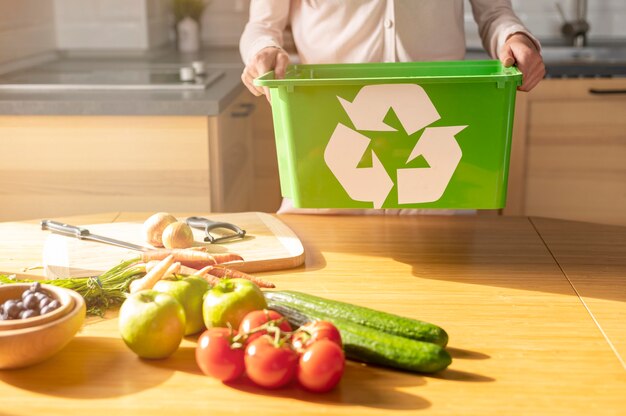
left=530, top=217, right=626, bottom=368
left=0, top=213, right=625, bottom=415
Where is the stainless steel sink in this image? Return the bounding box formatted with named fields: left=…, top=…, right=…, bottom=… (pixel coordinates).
left=541, top=45, right=626, bottom=64
left=466, top=43, right=626, bottom=78
left=533, top=44, right=626, bottom=78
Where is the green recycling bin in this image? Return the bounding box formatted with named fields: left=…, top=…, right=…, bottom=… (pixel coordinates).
left=255, top=60, right=522, bottom=209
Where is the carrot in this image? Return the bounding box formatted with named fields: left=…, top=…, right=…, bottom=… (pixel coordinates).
left=163, top=262, right=181, bottom=279
left=145, top=260, right=180, bottom=275
left=199, top=265, right=222, bottom=284
left=199, top=274, right=221, bottom=286
left=129, top=254, right=175, bottom=293
left=179, top=264, right=201, bottom=276
left=166, top=264, right=222, bottom=285
left=146, top=260, right=181, bottom=277
left=212, top=253, right=244, bottom=264
left=141, top=249, right=216, bottom=269
left=145, top=260, right=160, bottom=273
left=186, top=246, right=244, bottom=264
left=204, top=266, right=275, bottom=289
left=188, top=246, right=210, bottom=252
left=189, top=264, right=273, bottom=288
left=195, top=265, right=215, bottom=275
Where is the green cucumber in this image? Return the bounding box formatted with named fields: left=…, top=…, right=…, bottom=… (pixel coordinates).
left=268, top=302, right=452, bottom=373
left=264, top=290, right=448, bottom=347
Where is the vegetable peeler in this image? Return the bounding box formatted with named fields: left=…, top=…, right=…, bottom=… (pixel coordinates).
left=185, top=216, right=246, bottom=243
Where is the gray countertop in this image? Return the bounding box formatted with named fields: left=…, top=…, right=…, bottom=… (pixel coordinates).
left=2, top=41, right=625, bottom=117
left=466, top=41, right=626, bottom=78
left=0, top=47, right=247, bottom=116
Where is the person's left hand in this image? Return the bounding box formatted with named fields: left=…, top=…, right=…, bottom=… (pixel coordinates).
left=499, top=33, right=546, bottom=92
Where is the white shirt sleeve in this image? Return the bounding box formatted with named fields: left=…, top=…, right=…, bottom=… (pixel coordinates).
left=469, top=0, right=541, bottom=58
left=239, top=0, right=291, bottom=65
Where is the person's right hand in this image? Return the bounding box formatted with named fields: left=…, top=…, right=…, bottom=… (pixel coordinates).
left=499, top=33, right=545, bottom=92
left=241, top=47, right=290, bottom=99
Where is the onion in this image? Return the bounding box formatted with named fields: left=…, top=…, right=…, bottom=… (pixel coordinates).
left=142, top=212, right=178, bottom=247
left=162, top=221, right=195, bottom=249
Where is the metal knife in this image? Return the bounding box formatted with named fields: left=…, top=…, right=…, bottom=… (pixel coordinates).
left=41, top=219, right=151, bottom=252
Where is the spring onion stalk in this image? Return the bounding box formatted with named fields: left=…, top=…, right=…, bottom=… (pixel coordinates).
left=0, top=257, right=145, bottom=316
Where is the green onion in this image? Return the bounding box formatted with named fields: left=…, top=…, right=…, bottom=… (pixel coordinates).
left=0, top=257, right=145, bottom=316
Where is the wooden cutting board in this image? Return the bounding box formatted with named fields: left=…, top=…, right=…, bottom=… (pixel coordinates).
left=0, top=212, right=305, bottom=279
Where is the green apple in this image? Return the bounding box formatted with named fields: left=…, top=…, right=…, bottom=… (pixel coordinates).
left=118, top=290, right=186, bottom=359
left=202, top=278, right=267, bottom=329
left=153, top=276, right=209, bottom=335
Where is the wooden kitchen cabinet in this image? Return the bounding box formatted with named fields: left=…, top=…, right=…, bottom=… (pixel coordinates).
left=207, top=90, right=254, bottom=213
left=505, top=78, right=626, bottom=226
left=0, top=90, right=274, bottom=221
left=0, top=115, right=212, bottom=221
left=208, top=90, right=282, bottom=213
left=250, top=95, right=282, bottom=213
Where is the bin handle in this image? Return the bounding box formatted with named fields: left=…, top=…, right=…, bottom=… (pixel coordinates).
left=588, top=88, right=626, bottom=95
left=231, top=104, right=255, bottom=117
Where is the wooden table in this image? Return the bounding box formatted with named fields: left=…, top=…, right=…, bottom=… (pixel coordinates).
left=1, top=213, right=625, bottom=415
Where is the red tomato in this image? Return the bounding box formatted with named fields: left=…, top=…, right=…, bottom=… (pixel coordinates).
left=244, top=336, right=298, bottom=389
left=292, top=321, right=342, bottom=351
left=238, top=309, right=292, bottom=344
left=195, top=327, right=245, bottom=382
left=297, top=339, right=345, bottom=393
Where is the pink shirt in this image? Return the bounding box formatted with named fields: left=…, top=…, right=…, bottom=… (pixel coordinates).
left=240, top=0, right=540, bottom=65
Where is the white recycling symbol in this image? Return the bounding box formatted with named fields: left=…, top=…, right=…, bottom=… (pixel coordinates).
left=323, top=84, right=467, bottom=208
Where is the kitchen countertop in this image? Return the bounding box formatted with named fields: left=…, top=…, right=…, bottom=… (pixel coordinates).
left=1, top=40, right=625, bottom=117
left=0, top=212, right=625, bottom=415
left=466, top=40, right=626, bottom=78
left=0, top=47, right=247, bottom=116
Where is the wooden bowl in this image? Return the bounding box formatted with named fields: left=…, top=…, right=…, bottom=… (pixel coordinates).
left=0, top=284, right=75, bottom=331
left=0, top=288, right=86, bottom=369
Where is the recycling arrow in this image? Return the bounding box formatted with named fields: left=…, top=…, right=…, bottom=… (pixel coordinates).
left=324, top=123, right=393, bottom=208
left=396, top=126, right=467, bottom=204
left=324, top=83, right=467, bottom=207
left=337, top=84, right=441, bottom=134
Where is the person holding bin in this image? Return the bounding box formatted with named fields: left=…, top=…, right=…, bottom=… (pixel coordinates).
left=239, top=1, right=545, bottom=215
